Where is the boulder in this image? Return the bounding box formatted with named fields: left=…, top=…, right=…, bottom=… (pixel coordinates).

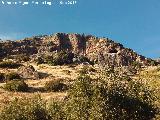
left=17, top=65, right=39, bottom=79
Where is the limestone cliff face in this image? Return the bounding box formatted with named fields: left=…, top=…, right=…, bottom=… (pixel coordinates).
left=0, top=33, right=154, bottom=66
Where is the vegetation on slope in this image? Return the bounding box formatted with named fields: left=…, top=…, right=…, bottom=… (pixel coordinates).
left=0, top=67, right=158, bottom=120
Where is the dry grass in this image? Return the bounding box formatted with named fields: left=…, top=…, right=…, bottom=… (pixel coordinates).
left=0, top=88, right=67, bottom=111
left=0, top=63, right=96, bottom=111
left=2, top=63, right=159, bottom=117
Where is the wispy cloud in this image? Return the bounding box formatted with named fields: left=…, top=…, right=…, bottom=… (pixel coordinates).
left=0, top=32, right=26, bottom=40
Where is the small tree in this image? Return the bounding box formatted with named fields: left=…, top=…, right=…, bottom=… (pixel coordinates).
left=64, top=75, right=92, bottom=120
left=98, top=67, right=157, bottom=120
left=48, top=100, right=65, bottom=120
left=89, top=84, right=108, bottom=120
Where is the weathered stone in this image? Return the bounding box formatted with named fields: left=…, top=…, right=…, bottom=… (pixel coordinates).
left=0, top=33, right=156, bottom=67
left=17, top=65, right=39, bottom=79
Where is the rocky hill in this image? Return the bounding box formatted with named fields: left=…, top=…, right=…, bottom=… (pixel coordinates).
left=0, top=33, right=156, bottom=67
left=0, top=33, right=160, bottom=120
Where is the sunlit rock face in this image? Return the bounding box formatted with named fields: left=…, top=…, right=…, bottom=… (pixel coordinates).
left=0, top=33, right=154, bottom=66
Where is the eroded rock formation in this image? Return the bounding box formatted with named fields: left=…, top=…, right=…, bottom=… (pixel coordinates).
left=0, top=33, right=155, bottom=67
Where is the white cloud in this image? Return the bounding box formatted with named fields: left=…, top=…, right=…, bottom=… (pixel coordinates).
left=0, top=32, right=26, bottom=40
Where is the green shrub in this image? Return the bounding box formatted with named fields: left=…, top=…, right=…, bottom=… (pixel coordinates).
left=48, top=100, right=65, bottom=120
left=78, top=55, right=89, bottom=62
left=0, top=96, right=66, bottom=120
left=0, top=61, right=21, bottom=69
left=5, top=72, right=21, bottom=80
left=45, top=51, right=74, bottom=66
left=17, top=54, right=30, bottom=62
left=0, top=68, right=158, bottom=120
left=45, top=80, right=68, bottom=92
left=77, top=66, right=89, bottom=75
left=64, top=69, right=157, bottom=120
left=36, top=56, right=44, bottom=65
left=156, top=66, right=160, bottom=72
left=45, top=55, right=53, bottom=61
left=0, top=73, right=5, bottom=82
left=63, top=70, right=71, bottom=75
left=44, top=55, right=53, bottom=65
left=64, top=75, right=93, bottom=120
left=78, top=66, right=96, bottom=75
left=22, top=56, right=30, bottom=62
left=151, top=60, right=157, bottom=66
left=3, top=80, right=29, bottom=92
left=0, top=96, right=51, bottom=120
left=89, top=85, right=108, bottom=120
left=88, top=67, right=96, bottom=72
left=96, top=68, right=157, bottom=120
left=131, top=61, right=142, bottom=69
left=49, top=56, right=61, bottom=66
left=77, top=55, right=94, bottom=65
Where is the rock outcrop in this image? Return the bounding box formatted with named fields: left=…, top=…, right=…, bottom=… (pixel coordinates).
left=0, top=33, right=156, bottom=67
left=17, top=65, right=39, bottom=79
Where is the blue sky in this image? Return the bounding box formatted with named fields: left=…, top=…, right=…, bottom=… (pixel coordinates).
left=0, top=0, right=160, bottom=58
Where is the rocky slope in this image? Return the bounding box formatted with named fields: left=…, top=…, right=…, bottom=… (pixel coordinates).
left=0, top=33, right=156, bottom=67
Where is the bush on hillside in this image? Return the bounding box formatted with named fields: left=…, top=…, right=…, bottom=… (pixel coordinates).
left=17, top=54, right=30, bottom=62
left=0, top=61, right=21, bottom=69
left=78, top=55, right=89, bottom=62
left=77, top=66, right=96, bottom=75
left=78, top=66, right=88, bottom=75
left=0, top=96, right=51, bottom=120
left=0, top=73, right=5, bottom=82
left=5, top=72, right=21, bottom=80
left=131, top=61, right=142, bottom=69
left=45, top=80, right=68, bottom=92
left=88, top=67, right=96, bottom=72
left=3, top=80, right=29, bottom=92
left=48, top=100, right=65, bottom=120
left=46, top=51, right=74, bottom=66
left=73, top=55, right=94, bottom=65
left=150, top=60, right=157, bottom=66
left=0, top=96, right=65, bottom=120
left=63, top=70, right=71, bottom=75
left=97, top=68, right=157, bottom=120
left=0, top=68, right=158, bottom=120
left=36, top=56, right=44, bottom=65
left=64, top=69, right=157, bottom=120
left=64, top=75, right=93, bottom=120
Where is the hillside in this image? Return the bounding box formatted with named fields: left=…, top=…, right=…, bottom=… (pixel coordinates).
left=0, top=33, right=159, bottom=119
left=0, top=33, right=157, bottom=67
